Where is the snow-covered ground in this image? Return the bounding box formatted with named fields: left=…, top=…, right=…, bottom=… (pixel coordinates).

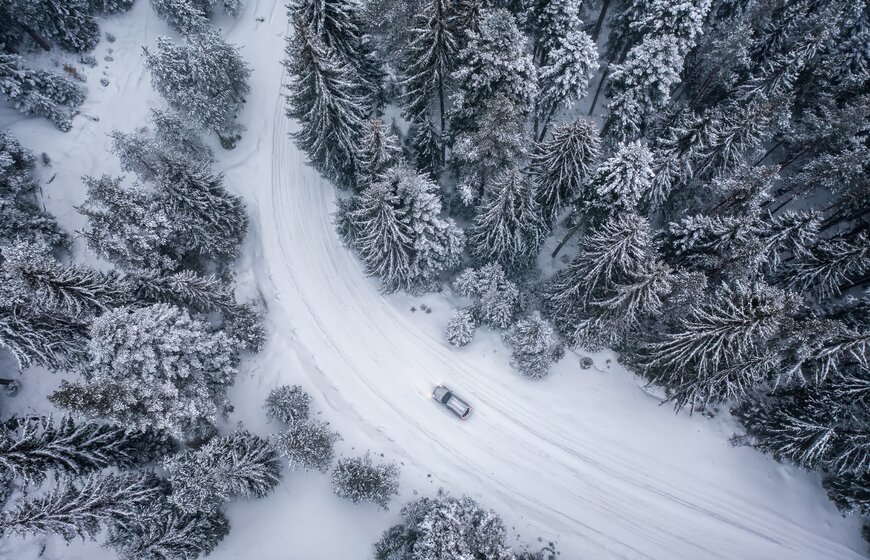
left=1, top=2, right=866, bottom=559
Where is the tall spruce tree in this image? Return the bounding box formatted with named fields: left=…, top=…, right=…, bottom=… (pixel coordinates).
left=285, top=16, right=369, bottom=187
left=144, top=30, right=251, bottom=146
left=530, top=117, right=600, bottom=224
left=342, top=164, right=464, bottom=292
left=469, top=168, right=547, bottom=272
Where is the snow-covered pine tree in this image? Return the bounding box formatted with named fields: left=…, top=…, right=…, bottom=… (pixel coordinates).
left=15, top=0, right=100, bottom=52
left=110, top=111, right=213, bottom=182
left=636, top=281, right=798, bottom=410
left=285, top=16, right=368, bottom=187
left=89, top=0, right=135, bottom=14
left=106, top=502, right=230, bottom=560
left=0, top=307, right=89, bottom=371
left=149, top=0, right=208, bottom=33
left=331, top=453, right=399, bottom=510
left=0, top=131, right=66, bottom=246
left=545, top=213, right=656, bottom=346
left=356, top=119, right=402, bottom=188
left=0, top=416, right=172, bottom=486
left=164, top=430, right=282, bottom=513
left=347, top=164, right=463, bottom=292
left=374, top=491, right=514, bottom=560
left=77, top=175, right=183, bottom=272
left=131, top=270, right=234, bottom=314
left=49, top=304, right=239, bottom=439
left=400, top=0, right=457, bottom=169
left=444, top=307, right=476, bottom=347
left=604, top=0, right=711, bottom=144
left=1, top=239, right=128, bottom=317
left=664, top=213, right=765, bottom=278
left=469, top=168, right=546, bottom=272
left=530, top=117, right=600, bottom=224
left=523, top=0, right=586, bottom=66
left=0, top=470, right=165, bottom=541
left=289, top=0, right=383, bottom=104
left=786, top=234, right=870, bottom=301
left=452, top=92, right=530, bottom=204
left=581, top=141, right=654, bottom=217
left=273, top=418, right=340, bottom=472
left=449, top=8, right=536, bottom=137
left=824, top=472, right=870, bottom=516
left=453, top=264, right=520, bottom=329
left=144, top=30, right=251, bottom=146
left=535, top=27, right=597, bottom=141
left=503, top=316, right=556, bottom=379
left=0, top=54, right=86, bottom=131
left=263, top=384, right=312, bottom=425
left=160, top=165, right=249, bottom=263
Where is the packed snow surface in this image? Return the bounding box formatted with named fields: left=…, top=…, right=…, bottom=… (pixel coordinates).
left=1, top=1, right=866, bottom=559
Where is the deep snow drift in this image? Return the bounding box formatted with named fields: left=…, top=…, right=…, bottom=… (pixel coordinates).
left=0, top=1, right=865, bottom=559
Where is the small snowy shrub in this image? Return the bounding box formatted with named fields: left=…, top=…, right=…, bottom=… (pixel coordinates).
left=453, top=264, right=520, bottom=328
left=273, top=418, right=340, bottom=472
left=445, top=308, right=477, bottom=347
left=332, top=453, right=399, bottom=510
left=263, top=385, right=311, bottom=425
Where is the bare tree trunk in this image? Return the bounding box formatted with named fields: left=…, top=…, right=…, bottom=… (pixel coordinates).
left=588, top=63, right=610, bottom=116
left=551, top=222, right=583, bottom=258
left=19, top=23, right=51, bottom=52
left=591, top=0, right=612, bottom=42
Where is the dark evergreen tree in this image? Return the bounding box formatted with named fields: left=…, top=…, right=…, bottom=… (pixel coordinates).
left=356, top=118, right=402, bottom=188
left=16, top=0, right=100, bottom=53
left=401, top=0, right=457, bottom=168
left=144, top=30, right=251, bottom=145
left=107, top=503, right=230, bottom=560
left=285, top=16, right=369, bottom=187
left=289, top=0, right=384, bottom=104
left=530, top=117, right=600, bottom=224
left=0, top=416, right=172, bottom=485
left=164, top=430, right=282, bottom=513
left=0, top=470, right=165, bottom=541
left=0, top=54, right=86, bottom=131
left=469, top=168, right=546, bottom=272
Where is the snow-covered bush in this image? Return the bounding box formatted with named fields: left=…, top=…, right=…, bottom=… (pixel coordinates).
left=150, top=0, right=243, bottom=33
left=453, top=264, right=520, bottom=329
left=164, top=430, right=282, bottom=513
left=374, top=491, right=518, bottom=560
left=263, top=384, right=311, bottom=425
left=331, top=453, right=399, bottom=510
left=445, top=308, right=476, bottom=347
left=273, top=418, right=340, bottom=472
left=504, top=316, right=556, bottom=379
left=50, top=304, right=239, bottom=439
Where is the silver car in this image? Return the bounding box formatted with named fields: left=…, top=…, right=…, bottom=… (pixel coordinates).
left=432, top=385, right=472, bottom=419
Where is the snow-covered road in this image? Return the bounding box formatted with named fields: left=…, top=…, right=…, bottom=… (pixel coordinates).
left=0, top=1, right=864, bottom=558
left=225, top=2, right=866, bottom=559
